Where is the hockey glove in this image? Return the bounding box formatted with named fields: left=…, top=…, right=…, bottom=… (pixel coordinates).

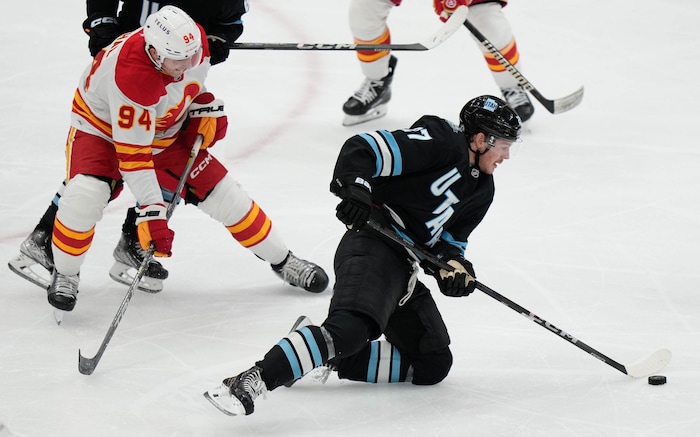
left=207, top=35, right=230, bottom=66
left=330, top=176, right=373, bottom=230
left=436, top=258, right=476, bottom=297
left=433, top=0, right=468, bottom=22
left=181, top=93, right=228, bottom=149
left=135, top=204, right=174, bottom=257
left=82, top=15, right=120, bottom=57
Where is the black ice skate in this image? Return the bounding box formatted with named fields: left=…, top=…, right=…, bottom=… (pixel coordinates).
left=109, top=232, right=169, bottom=293
left=47, top=271, right=79, bottom=312
left=342, top=56, right=398, bottom=126
left=272, top=252, right=329, bottom=293
left=204, top=366, right=267, bottom=416
left=501, top=85, right=535, bottom=122
left=8, top=228, right=54, bottom=289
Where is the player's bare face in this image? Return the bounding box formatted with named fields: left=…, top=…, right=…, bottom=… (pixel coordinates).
left=161, top=58, right=191, bottom=78
left=479, top=138, right=512, bottom=174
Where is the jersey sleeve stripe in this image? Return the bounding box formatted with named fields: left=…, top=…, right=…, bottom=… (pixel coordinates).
left=358, top=133, right=384, bottom=178
left=378, top=130, right=403, bottom=176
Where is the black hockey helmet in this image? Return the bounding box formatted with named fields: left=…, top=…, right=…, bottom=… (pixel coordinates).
left=459, top=95, right=522, bottom=142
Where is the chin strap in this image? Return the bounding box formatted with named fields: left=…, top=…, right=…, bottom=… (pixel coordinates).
left=469, top=134, right=498, bottom=170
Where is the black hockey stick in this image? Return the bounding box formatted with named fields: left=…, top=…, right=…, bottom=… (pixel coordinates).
left=229, top=6, right=468, bottom=52
left=77, top=135, right=203, bottom=375
left=462, top=19, right=584, bottom=115
left=365, top=219, right=671, bottom=377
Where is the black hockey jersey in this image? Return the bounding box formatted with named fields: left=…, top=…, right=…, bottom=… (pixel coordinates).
left=332, top=115, right=495, bottom=257
left=86, top=0, right=247, bottom=43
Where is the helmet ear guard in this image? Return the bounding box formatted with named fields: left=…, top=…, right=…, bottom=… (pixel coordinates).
left=459, top=95, right=522, bottom=143
left=143, top=5, right=202, bottom=70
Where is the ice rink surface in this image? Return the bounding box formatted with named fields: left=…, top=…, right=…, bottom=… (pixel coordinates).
left=1, top=1, right=699, bottom=436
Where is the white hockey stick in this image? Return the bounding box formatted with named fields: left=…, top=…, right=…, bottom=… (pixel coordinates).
left=77, top=135, right=203, bottom=375
left=366, top=219, right=671, bottom=378
left=230, top=6, right=468, bottom=52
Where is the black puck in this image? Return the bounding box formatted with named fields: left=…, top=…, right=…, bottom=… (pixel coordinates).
left=648, top=375, right=667, bottom=385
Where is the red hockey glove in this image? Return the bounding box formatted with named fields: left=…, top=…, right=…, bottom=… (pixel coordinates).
left=436, top=258, right=476, bottom=297
left=433, top=0, right=468, bottom=22
left=135, top=204, right=174, bottom=257
left=181, top=92, right=227, bottom=149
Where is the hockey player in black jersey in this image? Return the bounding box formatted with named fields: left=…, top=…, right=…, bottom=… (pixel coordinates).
left=82, top=0, right=247, bottom=65
left=205, top=95, right=522, bottom=416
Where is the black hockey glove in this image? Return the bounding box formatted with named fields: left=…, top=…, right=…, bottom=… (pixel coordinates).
left=83, top=15, right=120, bottom=57
left=207, top=35, right=230, bottom=66
left=434, top=258, right=476, bottom=297
left=330, top=176, right=372, bottom=230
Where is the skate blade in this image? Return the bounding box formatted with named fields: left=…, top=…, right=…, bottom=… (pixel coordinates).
left=8, top=254, right=51, bottom=290
left=109, top=261, right=163, bottom=293
left=289, top=315, right=312, bottom=332
left=342, top=103, right=389, bottom=126
left=203, top=386, right=246, bottom=416
left=53, top=309, right=65, bottom=325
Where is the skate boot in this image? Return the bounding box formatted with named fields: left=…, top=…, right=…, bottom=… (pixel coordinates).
left=47, top=271, right=79, bottom=312
left=109, top=232, right=169, bottom=293
left=501, top=85, right=535, bottom=122
left=272, top=252, right=329, bottom=293
left=8, top=228, right=54, bottom=289
left=204, top=366, right=267, bottom=416
left=342, top=56, right=398, bottom=126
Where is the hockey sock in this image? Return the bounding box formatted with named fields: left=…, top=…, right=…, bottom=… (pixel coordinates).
left=258, top=325, right=334, bottom=390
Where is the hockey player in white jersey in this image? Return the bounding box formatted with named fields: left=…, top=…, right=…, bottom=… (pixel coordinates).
left=16, top=6, right=328, bottom=316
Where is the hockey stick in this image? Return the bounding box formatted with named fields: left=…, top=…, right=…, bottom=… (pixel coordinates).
left=365, top=219, right=671, bottom=377
left=229, top=6, right=468, bottom=52
left=77, top=135, right=203, bottom=375
left=462, top=19, right=584, bottom=115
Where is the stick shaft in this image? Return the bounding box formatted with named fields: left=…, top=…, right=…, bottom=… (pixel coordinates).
left=366, top=219, right=629, bottom=375
left=78, top=136, right=203, bottom=375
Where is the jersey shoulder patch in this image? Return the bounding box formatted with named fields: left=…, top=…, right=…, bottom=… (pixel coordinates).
left=114, top=32, right=167, bottom=107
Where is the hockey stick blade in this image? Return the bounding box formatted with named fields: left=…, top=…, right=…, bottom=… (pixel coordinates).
left=530, top=86, right=584, bottom=115
left=230, top=6, right=468, bottom=52
left=623, top=348, right=672, bottom=378
left=463, top=19, right=583, bottom=115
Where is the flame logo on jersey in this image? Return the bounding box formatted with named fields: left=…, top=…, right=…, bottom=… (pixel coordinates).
left=156, top=82, right=201, bottom=131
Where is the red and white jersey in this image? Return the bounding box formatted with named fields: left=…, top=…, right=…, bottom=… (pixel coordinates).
left=70, top=24, right=210, bottom=205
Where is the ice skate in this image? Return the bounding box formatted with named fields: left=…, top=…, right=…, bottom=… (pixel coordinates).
left=272, top=252, right=329, bottom=293
left=501, top=85, right=535, bottom=122
left=47, top=271, right=79, bottom=313
left=109, top=232, right=169, bottom=293
left=204, top=366, right=267, bottom=416
left=8, top=228, right=54, bottom=289
left=342, top=56, right=397, bottom=126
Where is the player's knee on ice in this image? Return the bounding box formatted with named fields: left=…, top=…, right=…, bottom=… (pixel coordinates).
left=409, top=347, right=453, bottom=385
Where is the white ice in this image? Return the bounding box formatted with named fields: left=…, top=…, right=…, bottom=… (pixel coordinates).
left=1, top=1, right=699, bottom=436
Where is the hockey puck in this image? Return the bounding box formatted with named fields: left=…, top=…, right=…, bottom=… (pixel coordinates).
left=648, top=375, right=667, bottom=385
